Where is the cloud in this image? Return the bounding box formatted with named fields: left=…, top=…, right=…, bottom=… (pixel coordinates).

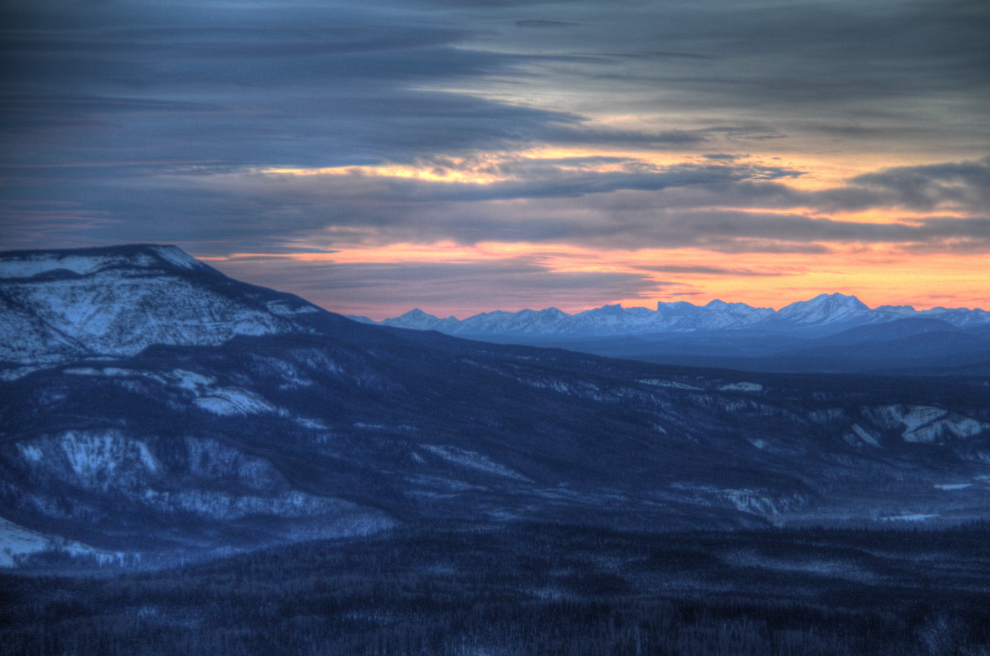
left=211, top=256, right=668, bottom=318
left=4, top=0, right=986, bottom=179
left=2, top=0, right=989, bottom=307
left=0, top=2, right=589, bottom=173
left=842, top=157, right=990, bottom=213
left=515, top=20, right=580, bottom=28
left=635, top=265, right=787, bottom=277
left=5, top=153, right=989, bottom=256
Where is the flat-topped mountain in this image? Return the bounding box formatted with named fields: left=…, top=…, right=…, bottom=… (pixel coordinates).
left=2, top=245, right=989, bottom=568
left=0, top=244, right=342, bottom=380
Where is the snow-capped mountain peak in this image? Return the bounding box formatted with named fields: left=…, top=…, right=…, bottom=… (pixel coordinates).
left=368, top=291, right=987, bottom=338
left=774, top=293, right=871, bottom=326
left=381, top=309, right=448, bottom=331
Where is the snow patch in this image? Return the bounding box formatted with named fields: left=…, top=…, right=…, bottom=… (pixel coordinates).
left=194, top=388, right=278, bottom=416
left=149, top=245, right=202, bottom=270
left=850, top=423, right=882, bottom=447
left=139, top=489, right=364, bottom=521
left=421, top=445, right=529, bottom=482
left=720, top=382, right=763, bottom=392
left=671, top=484, right=805, bottom=517
left=61, top=368, right=283, bottom=417
left=905, top=417, right=983, bottom=443
left=881, top=513, right=938, bottom=522
left=18, top=444, right=42, bottom=462
left=56, top=432, right=159, bottom=486
left=639, top=379, right=702, bottom=390
left=169, top=369, right=214, bottom=390
left=265, top=300, right=319, bottom=315
left=64, top=367, right=104, bottom=376
left=864, top=404, right=985, bottom=443
left=17, top=431, right=163, bottom=495
left=0, top=516, right=50, bottom=567
left=0, top=516, right=102, bottom=568
left=722, top=489, right=784, bottom=515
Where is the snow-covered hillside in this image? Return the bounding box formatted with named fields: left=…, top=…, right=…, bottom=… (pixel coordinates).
left=0, top=244, right=326, bottom=379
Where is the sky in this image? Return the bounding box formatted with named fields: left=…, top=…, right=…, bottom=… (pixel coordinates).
left=1, top=0, right=988, bottom=319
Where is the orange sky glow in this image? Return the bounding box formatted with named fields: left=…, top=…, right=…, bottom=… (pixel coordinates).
left=3, top=0, right=987, bottom=320
left=204, top=150, right=990, bottom=320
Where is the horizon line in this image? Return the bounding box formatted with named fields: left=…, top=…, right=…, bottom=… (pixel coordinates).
left=352, top=293, right=988, bottom=323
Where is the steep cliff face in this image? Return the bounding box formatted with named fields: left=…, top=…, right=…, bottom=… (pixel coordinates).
left=2, top=245, right=989, bottom=567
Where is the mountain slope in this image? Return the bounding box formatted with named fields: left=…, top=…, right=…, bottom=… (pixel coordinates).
left=2, top=245, right=990, bottom=567
left=0, top=244, right=334, bottom=379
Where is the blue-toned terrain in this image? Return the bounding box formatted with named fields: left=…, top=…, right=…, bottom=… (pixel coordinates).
left=2, top=245, right=989, bottom=566
left=3, top=245, right=990, bottom=655
left=356, top=294, right=990, bottom=375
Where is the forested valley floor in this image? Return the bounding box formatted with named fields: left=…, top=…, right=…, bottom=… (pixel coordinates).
left=3, top=522, right=990, bottom=655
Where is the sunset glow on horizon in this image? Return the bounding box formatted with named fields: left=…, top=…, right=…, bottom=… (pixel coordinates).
left=2, top=0, right=987, bottom=318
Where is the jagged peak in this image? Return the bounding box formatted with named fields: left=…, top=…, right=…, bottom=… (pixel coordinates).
left=578, top=303, right=623, bottom=315
left=778, top=292, right=868, bottom=313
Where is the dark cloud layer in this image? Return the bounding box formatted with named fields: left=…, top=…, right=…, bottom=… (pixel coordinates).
left=3, top=0, right=986, bottom=170
left=212, top=257, right=667, bottom=317
left=4, top=154, right=988, bottom=255
left=1, top=0, right=988, bottom=266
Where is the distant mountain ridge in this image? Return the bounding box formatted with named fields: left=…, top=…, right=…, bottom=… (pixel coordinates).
left=351, top=294, right=990, bottom=337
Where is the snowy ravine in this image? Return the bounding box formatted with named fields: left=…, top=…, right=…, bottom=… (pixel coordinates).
left=2, top=244, right=990, bottom=568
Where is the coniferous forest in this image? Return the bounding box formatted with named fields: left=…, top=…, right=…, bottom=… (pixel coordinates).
left=4, top=522, right=990, bottom=655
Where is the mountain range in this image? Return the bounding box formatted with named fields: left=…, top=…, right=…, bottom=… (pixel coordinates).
left=351, top=296, right=990, bottom=374
left=351, top=294, right=990, bottom=336
left=2, top=244, right=989, bottom=568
